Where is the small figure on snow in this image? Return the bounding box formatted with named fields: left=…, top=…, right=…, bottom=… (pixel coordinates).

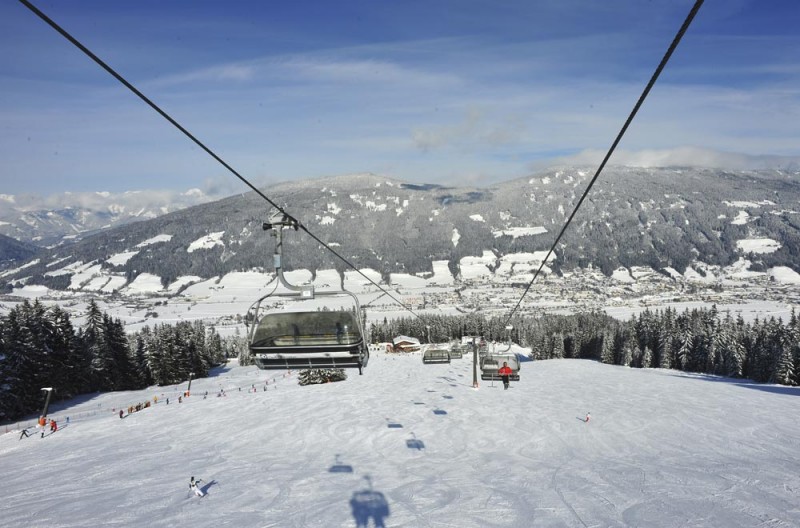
left=585, top=412, right=591, bottom=423
left=190, top=476, right=205, bottom=497
left=19, top=428, right=31, bottom=440
left=50, top=420, right=58, bottom=433
left=119, top=410, right=124, bottom=419
left=498, top=361, right=513, bottom=390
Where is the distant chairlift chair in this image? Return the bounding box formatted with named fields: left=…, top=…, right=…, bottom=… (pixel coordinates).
left=422, top=346, right=451, bottom=364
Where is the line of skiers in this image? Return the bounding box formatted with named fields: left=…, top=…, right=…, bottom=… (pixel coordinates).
left=122, top=400, right=152, bottom=417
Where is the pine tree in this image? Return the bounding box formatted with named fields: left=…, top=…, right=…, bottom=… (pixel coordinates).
left=657, top=330, right=672, bottom=370
left=642, top=346, right=653, bottom=369
left=600, top=331, right=614, bottom=364
left=677, top=323, right=693, bottom=371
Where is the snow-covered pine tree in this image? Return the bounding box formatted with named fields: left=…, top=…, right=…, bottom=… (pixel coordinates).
left=600, top=331, right=614, bottom=364
left=642, top=346, right=653, bottom=369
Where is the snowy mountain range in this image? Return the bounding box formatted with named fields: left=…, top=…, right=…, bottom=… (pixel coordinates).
left=0, top=188, right=220, bottom=247
left=2, top=166, right=800, bottom=294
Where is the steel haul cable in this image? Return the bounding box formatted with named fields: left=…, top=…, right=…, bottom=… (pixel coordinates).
left=502, top=0, right=705, bottom=327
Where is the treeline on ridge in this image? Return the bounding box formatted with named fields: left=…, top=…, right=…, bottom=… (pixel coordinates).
left=372, top=306, right=800, bottom=387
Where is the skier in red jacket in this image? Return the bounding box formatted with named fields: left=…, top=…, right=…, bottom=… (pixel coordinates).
left=498, top=362, right=513, bottom=390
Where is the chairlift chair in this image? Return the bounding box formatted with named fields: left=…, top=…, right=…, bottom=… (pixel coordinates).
left=422, top=346, right=451, bottom=364
left=247, top=213, right=369, bottom=374
left=448, top=344, right=464, bottom=359
left=480, top=353, right=520, bottom=381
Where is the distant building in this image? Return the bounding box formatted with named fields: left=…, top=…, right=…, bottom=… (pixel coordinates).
left=392, top=335, right=421, bottom=353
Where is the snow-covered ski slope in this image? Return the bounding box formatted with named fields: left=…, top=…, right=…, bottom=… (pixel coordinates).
left=2, top=349, right=800, bottom=527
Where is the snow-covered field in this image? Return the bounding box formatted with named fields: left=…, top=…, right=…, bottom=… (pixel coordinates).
left=3, top=350, right=800, bottom=527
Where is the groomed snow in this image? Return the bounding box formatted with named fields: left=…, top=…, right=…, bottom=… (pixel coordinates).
left=2, top=353, right=799, bottom=527
left=344, top=268, right=383, bottom=293
left=492, top=226, right=547, bottom=239
left=768, top=266, right=800, bottom=284
left=68, top=263, right=102, bottom=290
left=611, top=267, right=634, bottom=283
left=390, top=273, right=428, bottom=289
left=106, top=250, right=139, bottom=266
left=452, top=228, right=461, bottom=247
left=736, top=238, right=782, bottom=254
left=136, top=234, right=173, bottom=248
left=187, top=232, right=225, bottom=253
left=0, top=259, right=41, bottom=279
left=123, top=273, right=164, bottom=294
left=494, top=252, right=554, bottom=277
left=429, top=260, right=455, bottom=286
left=731, top=211, right=750, bottom=225
left=459, top=251, right=495, bottom=280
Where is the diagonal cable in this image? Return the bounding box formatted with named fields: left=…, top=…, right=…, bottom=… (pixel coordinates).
left=503, top=0, right=705, bottom=326
left=19, top=0, right=421, bottom=319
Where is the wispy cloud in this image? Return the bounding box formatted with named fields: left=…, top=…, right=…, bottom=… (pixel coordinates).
left=149, top=63, right=258, bottom=87
left=412, top=108, right=526, bottom=151
left=539, top=146, right=800, bottom=172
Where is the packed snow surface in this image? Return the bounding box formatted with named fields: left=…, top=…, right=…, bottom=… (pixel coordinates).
left=736, top=238, right=782, bottom=254
left=492, top=226, right=548, bottom=239
left=136, top=234, right=173, bottom=247
left=768, top=266, right=800, bottom=284
left=187, top=231, right=225, bottom=253
left=2, top=352, right=799, bottom=527
left=105, top=250, right=139, bottom=266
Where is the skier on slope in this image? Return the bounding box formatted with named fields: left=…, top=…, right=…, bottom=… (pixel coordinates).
left=190, top=476, right=205, bottom=497
left=498, top=362, right=513, bottom=390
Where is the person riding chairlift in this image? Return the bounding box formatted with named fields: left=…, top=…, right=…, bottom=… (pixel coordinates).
left=498, top=361, right=513, bottom=390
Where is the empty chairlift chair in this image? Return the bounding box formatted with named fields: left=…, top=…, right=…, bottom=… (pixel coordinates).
left=249, top=305, right=368, bottom=373
left=247, top=213, right=369, bottom=374
left=448, top=345, right=464, bottom=359
left=422, top=346, right=451, bottom=364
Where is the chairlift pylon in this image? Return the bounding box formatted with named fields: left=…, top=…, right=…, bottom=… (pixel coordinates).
left=247, top=213, right=369, bottom=374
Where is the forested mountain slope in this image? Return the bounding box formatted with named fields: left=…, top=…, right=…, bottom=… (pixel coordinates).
left=5, top=167, right=799, bottom=291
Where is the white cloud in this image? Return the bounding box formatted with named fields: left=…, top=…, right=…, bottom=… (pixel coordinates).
left=149, top=63, right=257, bottom=87
left=539, top=146, right=800, bottom=171
left=412, top=108, right=526, bottom=152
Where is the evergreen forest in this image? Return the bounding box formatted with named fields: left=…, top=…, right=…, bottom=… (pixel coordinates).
left=0, top=300, right=236, bottom=422
left=372, top=306, right=800, bottom=387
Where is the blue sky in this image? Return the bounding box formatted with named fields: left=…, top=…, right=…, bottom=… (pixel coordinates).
left=1, top=0, right=798, bottom=195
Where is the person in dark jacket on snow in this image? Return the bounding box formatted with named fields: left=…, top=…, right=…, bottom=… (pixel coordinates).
left=498, top=362, right=513, bottom=390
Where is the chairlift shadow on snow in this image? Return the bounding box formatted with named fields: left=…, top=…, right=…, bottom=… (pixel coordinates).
left=432, top=409, right=447, bottom=416
left=406, top=433, right=425, bottom=450
left=350, top=476, right=390, bottom=528
left=328, top=454, right=354, bottom=473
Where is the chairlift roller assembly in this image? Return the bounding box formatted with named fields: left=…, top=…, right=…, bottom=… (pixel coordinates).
left=247, top=213, right=369, bottom=374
